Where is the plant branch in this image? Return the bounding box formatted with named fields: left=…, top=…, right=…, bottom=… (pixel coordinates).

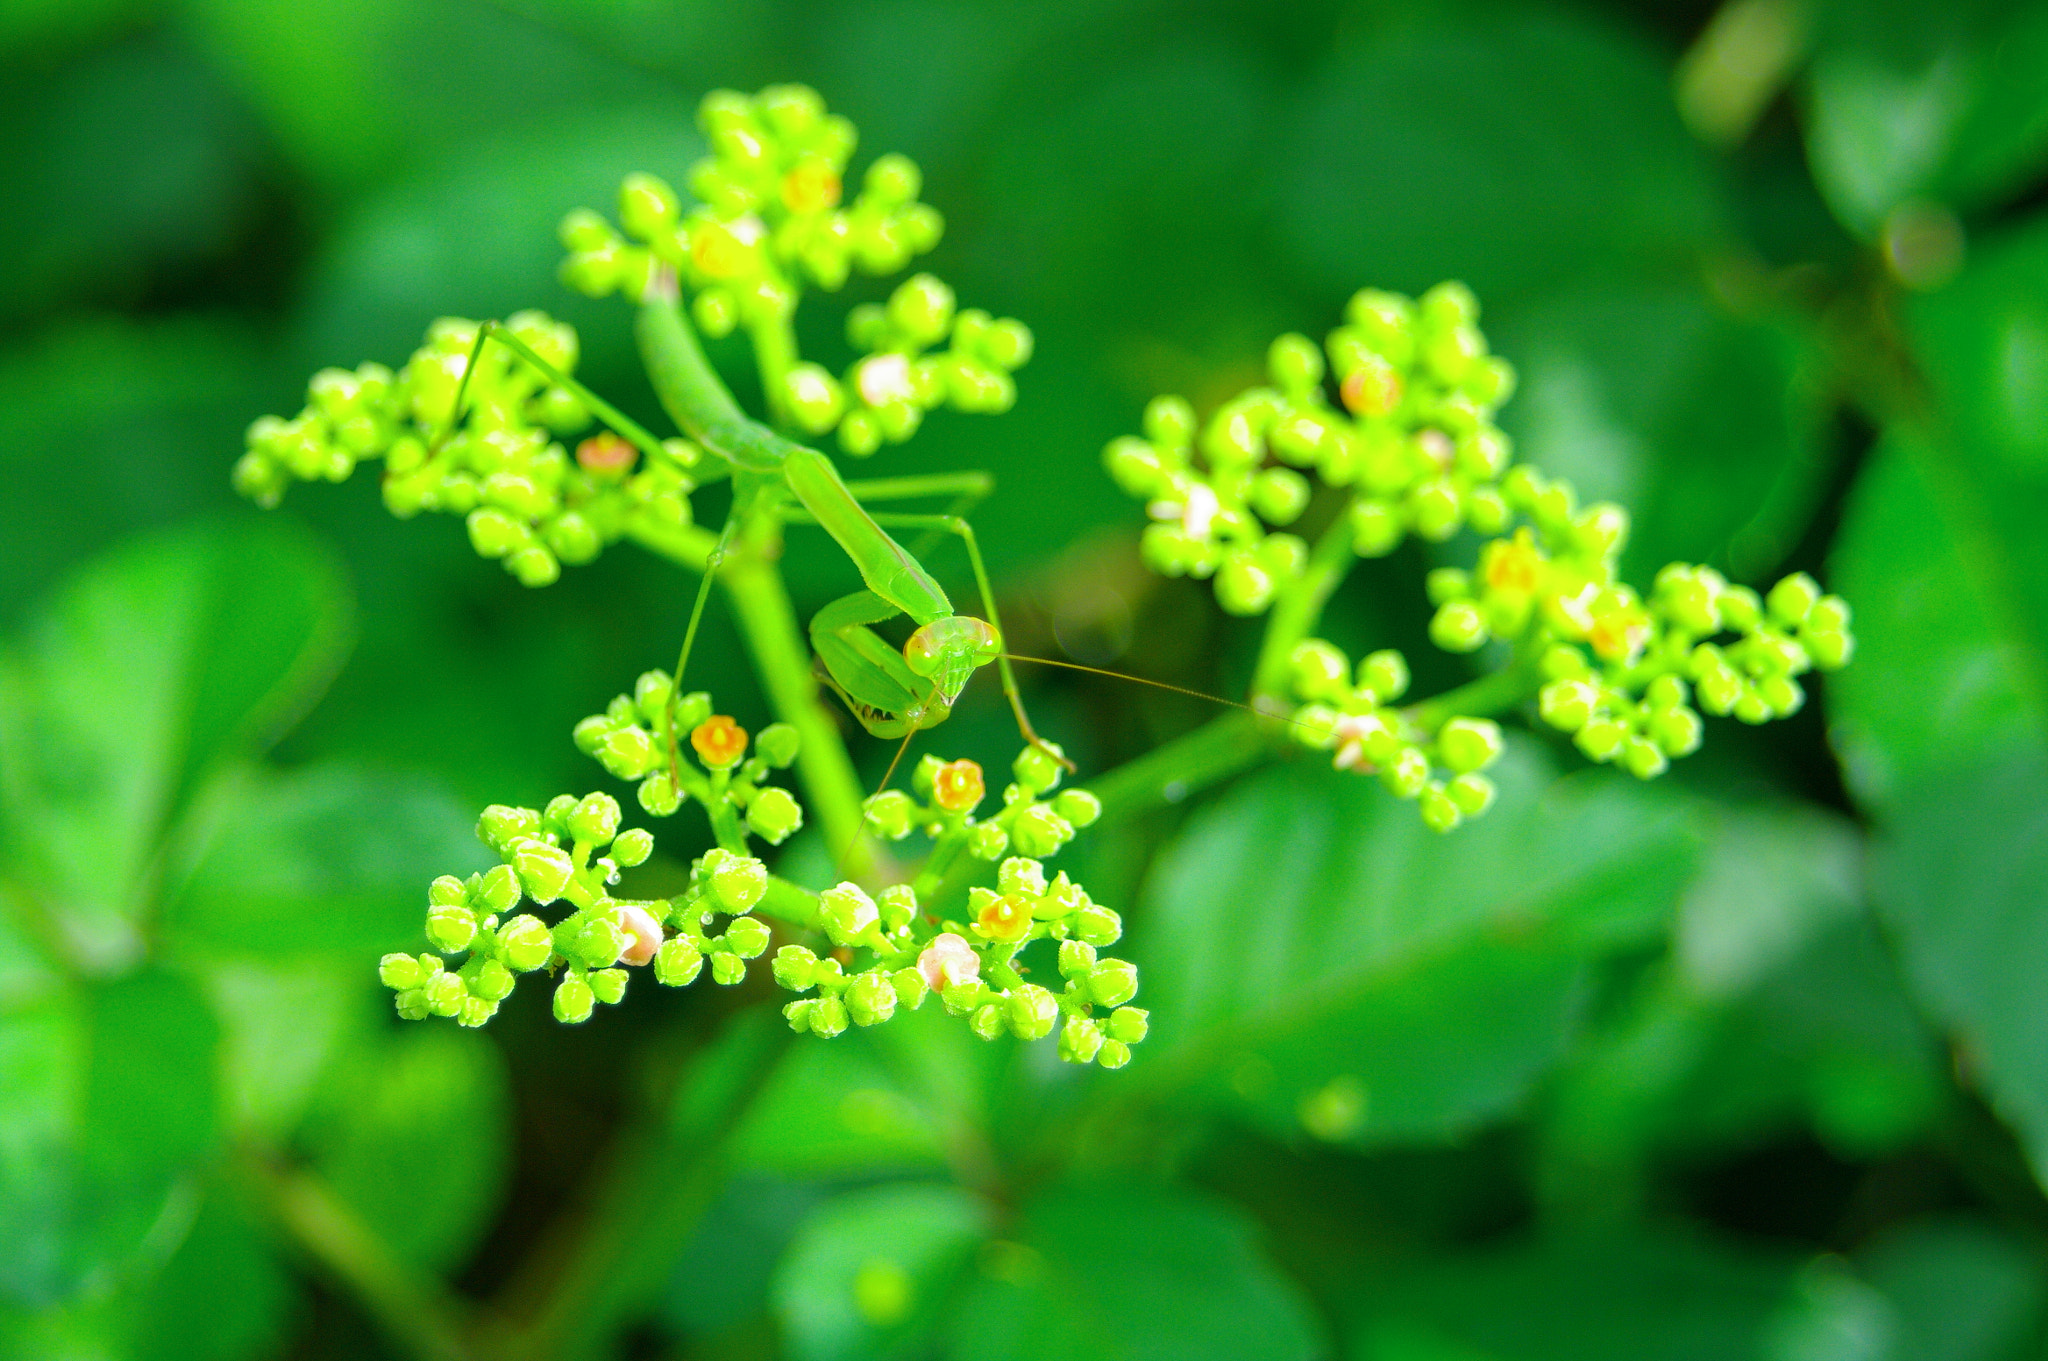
left=1250, top=510, right=1359, bottom=702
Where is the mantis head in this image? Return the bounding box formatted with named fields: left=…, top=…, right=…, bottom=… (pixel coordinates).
left=904, top=616, right=1001, bottom=707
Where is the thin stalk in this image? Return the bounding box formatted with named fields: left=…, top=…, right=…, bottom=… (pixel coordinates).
left=1251, top=511, right=1360, bottom=702
left=1085, top=710, right=1273, bottom=821
left=1404, top=640, right=1545, bottom=732
left=747, top=313, right=801, bottom=430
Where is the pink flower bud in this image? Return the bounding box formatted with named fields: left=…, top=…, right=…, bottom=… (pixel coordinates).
left=917, top=933, right=980, bottom=992
left=616, top=904, right=664, bottom=966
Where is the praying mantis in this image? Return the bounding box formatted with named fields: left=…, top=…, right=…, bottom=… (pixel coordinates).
left=444, top=269, right=1069, bottom=770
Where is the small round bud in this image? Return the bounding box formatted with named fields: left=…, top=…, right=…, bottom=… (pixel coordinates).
left=1621, top=735, right=1669, bottom=780
left=478, top=805, right=542, bottom=854
left=1418, top=784, right=1461, bottom=833
left=1087, top=959, right=1139, bottom=1008
left=598, top=726, right=657, bottom=780
left=426, top=904, right=477, bottom=953
left=611, top=827, right=654, bottom=867
left=1357, top=650, right=1409, bottom=703
left=1350, top=499, right=1403, bottom=557
left=619, top=173, right=680, bottom=240
left=1291, top=640, right=1350, bottom=700
left=723, top=916, right=771, bottom=959
left=1097, top=1039, right=1133, bottom=1070
left=892, top=967, right=929, bottom=1011
left=638, top=771, right=683, bottom=817
left=1013, top=744, right=1065, bottom=794
left=1059, top=939, right=1099, bottom=979
left=809, top=995, right=850, bottom=1039
left=1649, top=705, right=1704, bottom=758
left=1059, top=1016, right=1104, bottom=1065
left=1074, top=903, right=1122, bottom=946
left=1575, top=716, right=1627, bottom=762
left=511, top=839, right=574, bottom=904
left=1216, top=552, right=1275, bottom=615
left=998, top=857, right=1048, bottom=899
left=1268, top=333, right=1325, bottom=392
left=1006, top=984, right=1060, bottom=1040
left=969, top=1003, right=1006, bottom=1041
left=755, top=723, right=800, bottom=767
left=1252, top=468, right=1311, bottom=525
left=1408, top=479, right=1463, bottom=541
left=1010, top=804, right=1075, bottom=859
left=395, top=988, right=431, bottom=1021
left=1767, top=572, right=1821, bottom=626
left=690, top=715, right=748, bottom=768
left=497, top=915, right=552, bottom=972
left=773, top=944, right=818, bottom=992
left=1436, top=718, right=1504, bottom=774
left=707, top=853, right=768, bottom=913
left=1429, top=601, right=1488, bottom=653
left=474, top=864, right=520, bottom=914
left=429, top=875, right=467, bottom=908
left=1052, top=789, right=1101, bottom=828
left=379, top=953, right=426, bottom=991
left=589, top=968, right=627, bottom=1006
left=745, top=787, right=804, bottom=844
left=710, top=952, right=747, bottom=985
left=1719, top=586, right=1763, bottom=632
left=566, top=792, right=621, bottom=845
left=1107, top=1007, right=1150, bottom=1045
left=1446, top=773, right=1495, bottom=817
left=1380, top=747, right=1430, bottom=800
left=846, top=971, right=898, bottom=1027
left=655, top=935, right=704, bottom=986
left=863, top=789, right=915, bottom=840
left=553, top=975, right=595, bottom=1024
left=820, top=882, right=880, bottom=948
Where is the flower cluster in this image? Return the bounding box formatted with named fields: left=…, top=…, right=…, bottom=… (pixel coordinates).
left=572, top=670, right=804, bottom=841
left=1288, top=642, right=1505, bottom=833
left=781, top=272, right=1033, bottom=454
left=1533, top=567, right=1854, bottom=777
left=773, top=747, right=1144, bottom=1068
left=232, top=312, right=699, bottom=587
left=1105, top=282, right=1517, bottom=614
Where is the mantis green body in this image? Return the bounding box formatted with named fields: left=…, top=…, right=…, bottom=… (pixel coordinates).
left=452, top=281, right=1056, bottom=759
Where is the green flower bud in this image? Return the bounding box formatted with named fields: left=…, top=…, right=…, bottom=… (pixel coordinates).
left=429, top=875, right=467, bottom=907
left=1011, top=804, right=1075, bottom=858
left=1059, top=1016, right=1104, bottom=1065
left=1576, top=716, right=1627, bottom=762
left=1430, top=600, right=1488, bottom=653
left=499, top=915, right=552, bottom=971
left=1808, top=595, right=1852, bottom=634
left=1696, top=665, right=1742, bottom=716
left=567, top=792, right=621, bottom=845
left=611, top=827, right=654, bottom=868
left=511, top=839, right=574, bottom=904
left=1436, top=718, right=1503, bottom=773
left=1013, top=743, right=1065, bottom=794
left=846, top=971, right=898, bottom=1027
left=1467, top=485, right=1509, bottom=535
left=1107, top=1007, right=1150, bottom=1045
left=507, top=545, right=560, bottom=588
left=783, top=999, right=816, bottom=1033
left=467, top=958, right=514, bottom=1003
left=655, top=935, right=703, bottom=986
left=755, top=723, right=800, bottom=767
left=1719, top=585, right=1763, bottom=631
left=998, top=857, right=1048, bottom=900
left=1252, top=468, right=1311, bottom=525
left=1767, top=572, right=1820, bottom=626
left=745, top=787, right=803, bottom=844
left=597, top=726, right=657, bottom=780
left=379, top=953, right=426, bottom=991
left=1291, top=639, right=1350, bottom=700
left=1087, top=959, right=1139, bottom=1008
left=968, top=822, right=1010, bottom=860
left=1143, top=394, right=1196, bottom=449
left=1380, top=747, right=1430, bottom=800
left=457, top=997, right=495, bottom=1028
left=1006, top=984, right=1060, bottom=1040
left=1051, top=789, right=1101, bottom=829
left=707, top=852, right=768, bottom=912
left=820, top=882, right=880, bottom=948
left=863, top=789, right=915, bottom=840
left=478, top=804, right=541, bottom=853
left=1805, top=629, right=1853, bottom=670
left=810, top=995, right=849, bottom=1038
left=1359, top=650, right=1409, bottom=703
left=395, top=988, right=431, bottom=1020
left=1621, top=735, right=1668, bottom=780
left=1074, top=904, right=1122, bottom=946
left=1446, top=773, right=1495, bottom=817
left=783, top=363, right=845, bottom=435
left=1268, top=332, right=1325, bottom=392
left=638, top=771, right=683, bottom=817
left=418, top=970, right=460, bottom=1018
left=471, top=864, right=518, bottom=915
left=1759, top=673, right=1804, bottom=717
left=1408, top=478, right=1463, bottom=541
left=710, top=952, right=746, bottom=985
left=969, top=1003, right=1006, bottom=1041
left=772, top=944, right=817, bottom=992
left=426, top=904, right=477, bottom=953
left=1059, top=939, right=1098, bottom=978
left=619, top=172, right=679, bottom=241
left=590, top=968, right=627, bottom=1006
left=1418, top=784, right=1461, bottom=833
left=892, top=966, right=928, bottom=1011
left=723, top=916, right=771, bottom=959
left=565, top=916, right=626, bottom=970
left=553, top=975, right=595, bottom=1024
left=1648, top=705, right=1703, bottom=757
left=1427, top=567, right=1471, bottom=606
left=1216, top=552, right=1275, bottom=614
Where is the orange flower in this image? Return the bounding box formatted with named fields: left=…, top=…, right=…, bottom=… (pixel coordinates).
left=932, top=758, right=985, bottom=813
left=576, top=432, right=636, bottom=474
left=1482, top=533, right=1544, bottom=595
left=1588, top=605, right=1651, bottom=665
left=691, top=715, right=748, bottom=768
left=1340, top=357, right=1401, bottom=417
left=781, top=159, right=841, bottom=214
left=976, top=893, right=1032, bottom=943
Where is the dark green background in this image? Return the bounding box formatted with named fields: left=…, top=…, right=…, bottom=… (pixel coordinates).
left=4, top=0, right=2048, bottom=1357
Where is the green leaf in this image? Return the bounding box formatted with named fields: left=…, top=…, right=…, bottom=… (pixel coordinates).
left=301, top=1023, right=509, bottom=1272
left=1135, top=747, right=1700, bottom=1146
left=661, top=1173, right=828, bottom=1338
left=0, top=968, right=219, bottom=1306
left=199, top=958, right=365, bottom=1141
left=1858, top=1218, right=2043, bottom=1361
left=1804, top=0, right=2048, bottom=234
left=1674, top=806, right=1862, bottom=1000
left=948, top=1183, right=1321, bottom=1361
left=1871, top=750, right=2048, bottom=1186
left=163, top=762, right=486, bottom=962
left=1280, top=11, right=1717, bottom=305
left=1493, top=283, right=1825, bottom=582
left=1827, top=430, right=2047, bottom=809
left=773, top=1183, right=988, bottom=1361
left=132, top=1187, right=293, bottom=1361
left=0, top=521, right=351, bottom=968
left=1909, top=216, right=2048, bottom=480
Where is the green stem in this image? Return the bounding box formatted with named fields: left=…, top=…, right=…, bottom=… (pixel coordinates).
left=759, top=876, right=821, bottom=929
left=1081, top=710, right=1273, bottom=821
left=747, top=313, right=801, bottom=430
left=245, top=1153, right=476, bottom=1361
left=1404, top=640, right=1545, bottom=732
left=1251, top=510, right=1360, bottom=701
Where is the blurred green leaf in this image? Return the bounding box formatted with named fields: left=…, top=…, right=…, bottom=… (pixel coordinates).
left=1675, top=806, right=1861, bottom=1000
left=301, top=1022, right=508, bottom=1272
left=1804, top=0, right=2048, bottom=234
left=774, top=1182, right=987, bottom=1361
left=199, top=958, right=364, bottom=1140
left=1349, top=1231, right=1794, bottom=1361
left=1136, top=747, right=1700, bottom=1146
left=948, top=1183, right=1320, bottom=1361
left=662, top=1172, right=827, bottom=1338
left=0, top=520, right=350, bottom=970
left=163, top=762, right=485, bottom=962
left=1828, top=431, right=2046, bottom=808
left=1280, top=11, right=1718, bottom=305
left=1857, top=1218, right=2042, bottom=1361
left=0, top=968, right=218, bottom=1307
left=1910, top=217, right=2048, bottom=479
left=132, top=1187, right=292, bottom=1361
left=1872, top=751, right=2048, bottom=1185
left=1492, top=284, right=1825, bottom=582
